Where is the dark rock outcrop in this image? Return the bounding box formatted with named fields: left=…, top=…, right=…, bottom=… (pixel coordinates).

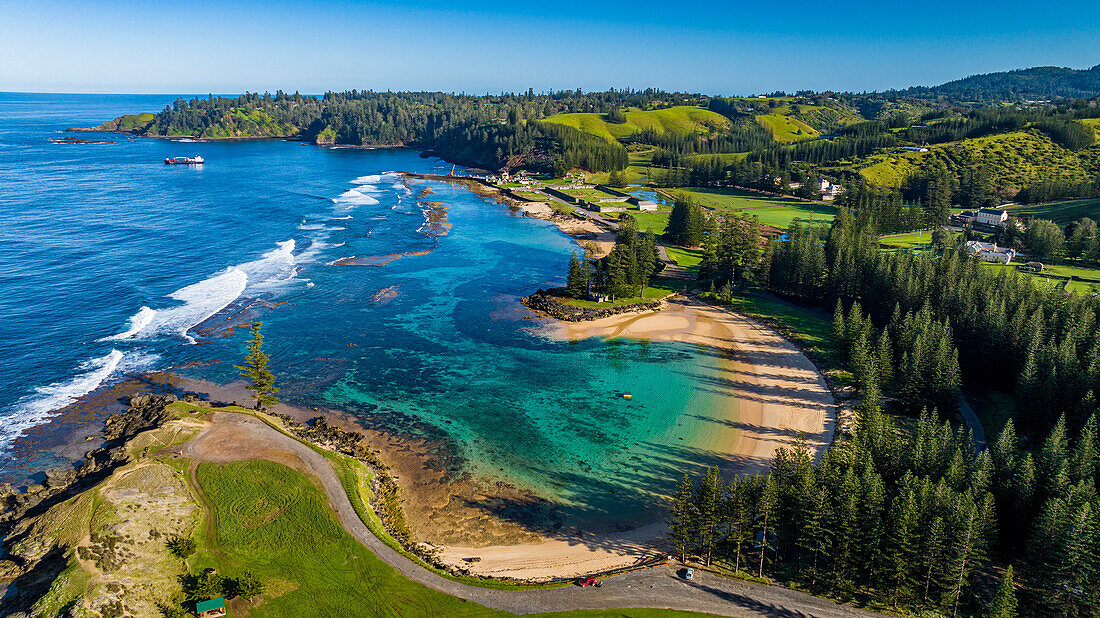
left=521, top=289, right=664, bottom=322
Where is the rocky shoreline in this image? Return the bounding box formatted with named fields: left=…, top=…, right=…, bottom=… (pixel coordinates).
left=521, top=289, right=664, bottom=322
left=0, top=393, right=198, bottom=530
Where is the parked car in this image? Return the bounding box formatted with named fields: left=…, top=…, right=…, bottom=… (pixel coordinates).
left=576, top=576, right=602, bottom=587
left=683, top=568, right=694, bottom=581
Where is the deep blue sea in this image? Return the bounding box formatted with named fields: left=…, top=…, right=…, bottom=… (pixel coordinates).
left=0, top=93, right=731, bottom=525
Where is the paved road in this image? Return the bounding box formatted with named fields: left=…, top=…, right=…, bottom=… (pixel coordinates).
left=957, top=393, right=988, bottom=450
left=188, top=413, right=885, bottom=617
left=656, top=244, right=693, bottom=280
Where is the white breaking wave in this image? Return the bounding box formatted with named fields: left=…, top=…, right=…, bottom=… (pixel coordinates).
left=295, top=238, right=344, bottom=262
left=235, top=239, right=301, bottom=292
left=155, top=268, right=249, bottom=342
left=352, top=174, right=382, bottom=184
left=100, top=239, right=309, bottom=345
left=297, top=223, right=345, bottom=231
left=98, top=306, right=156, bottom=341
left=1, top=350, right=162, bottom=451
left=335, top=189, right=380, bottom=207
left=1, top=350, right=122, bottom=449
left=331, top=215, right=353, bottom=220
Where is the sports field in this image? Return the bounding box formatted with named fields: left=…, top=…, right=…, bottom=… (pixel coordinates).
left=670, top=188, right=836, bottom=228
left=1008, top=198, right=1100, bottom=226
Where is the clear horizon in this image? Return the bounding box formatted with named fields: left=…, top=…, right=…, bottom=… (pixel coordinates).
left=2, top=0, right=1098, bottom=96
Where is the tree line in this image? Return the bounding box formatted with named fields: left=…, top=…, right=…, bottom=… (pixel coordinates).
left=667, top=402, right=1099, bottom=616
left=769, top=209, right=1100, bottom=438
left=564, top=217, right=662, bottom=300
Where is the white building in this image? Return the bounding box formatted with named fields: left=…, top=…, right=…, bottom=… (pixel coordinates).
left=817, top=178, right=843, bottom=201
left=636, top=200, right=658, bottom=212
left=964, top=240, right=1016, bottom=264
left=974, top=208, right=1008, bottom=227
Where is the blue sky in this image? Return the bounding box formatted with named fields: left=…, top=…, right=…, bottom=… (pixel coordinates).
left=1, top=0, right=1097, bottom=95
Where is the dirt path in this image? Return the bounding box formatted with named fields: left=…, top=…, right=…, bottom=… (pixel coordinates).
left=183, top=412, right=876, bottom=617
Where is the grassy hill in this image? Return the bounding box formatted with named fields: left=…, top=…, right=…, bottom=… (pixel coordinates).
left=842, top=128, right=1100, bottom=190
left=543, top=106, right=730, bottom=142
left=755, top=113, right=819, bottom=143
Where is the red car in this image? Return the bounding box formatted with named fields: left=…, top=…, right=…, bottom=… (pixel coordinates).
left=576, top=576, right=602, bottom=587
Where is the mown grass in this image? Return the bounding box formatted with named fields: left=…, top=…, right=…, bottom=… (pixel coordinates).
left=1008, top=198, right=1100, bottom=226
left=664, top=246, right=704, bottom=275
left=192, top=460, right=504, bottom=617
left=192, top=459, right=717, bottom=617
left=669, top=188, right=836, bottom=228
left=544, top=106, right=731, bottom=142
left=629, top=210, right=671, bottom=235
left=877, top=230, right=946, bottom=250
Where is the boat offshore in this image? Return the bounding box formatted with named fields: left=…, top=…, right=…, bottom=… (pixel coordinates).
left=164, top=155, right=204, bottom=165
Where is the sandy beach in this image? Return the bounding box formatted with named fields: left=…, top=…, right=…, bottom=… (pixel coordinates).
left=434, top=296, right=836, bottom=580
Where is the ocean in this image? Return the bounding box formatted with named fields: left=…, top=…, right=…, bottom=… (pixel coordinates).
left=0, top=93, right=732, bottom=526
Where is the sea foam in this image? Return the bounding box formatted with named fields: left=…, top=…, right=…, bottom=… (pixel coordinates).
left=1, top=349, right=125, bottom=450
left=335, top=189, right=380, bottom=207
left=98, top=306, right=156, bottom=341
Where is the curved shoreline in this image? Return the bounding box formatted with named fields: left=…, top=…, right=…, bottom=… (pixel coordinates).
left=432, top=296, right=836, bottom=580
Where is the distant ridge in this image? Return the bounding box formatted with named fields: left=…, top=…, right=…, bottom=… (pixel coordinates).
left=899, top=64, right=1100, bottom=102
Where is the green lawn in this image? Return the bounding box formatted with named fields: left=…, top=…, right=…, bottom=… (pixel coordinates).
left=192, top=460, right=501, bottom=616
left=1007, top=198, right=1100, bottom=226
left=544, top=106, right=731, bottom=142
left=192, top=460, right=721, bottom=617
left=630, top=210, right=672, bottom=235
left=513, top=191, right=548, bottom=202
left=664, top=246, right=704, bottom=275
left=561, top=188, right=626, bottom=203
left=669, top=188, right=835, bottom=228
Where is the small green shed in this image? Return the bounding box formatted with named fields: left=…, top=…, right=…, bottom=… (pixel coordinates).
left=196, top=596, right=226, bottom=617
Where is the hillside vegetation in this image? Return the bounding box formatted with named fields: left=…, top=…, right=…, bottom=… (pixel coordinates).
left=900, top=63, right=1100, bottom=101
left=844, top=128, right=1100, bottom=191
left=543, top=106, right=731, bottom=141
left=755, top=113, right=819, bottom=142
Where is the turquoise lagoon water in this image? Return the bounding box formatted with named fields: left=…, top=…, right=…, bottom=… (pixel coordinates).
left=0, top=93, right=734, bottom=527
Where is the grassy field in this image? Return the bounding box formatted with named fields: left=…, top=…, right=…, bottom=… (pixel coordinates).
left=513, top=191, right=548, bottom=202
left=755, top=113, right=819, bottom=143
left=847, top=150, right=930, bottom=187
left=629, top=210, right=672, bottom=235
left=561, top=188, right=626, bottom=203
left=190, top=460, right=723, bottom=617
left=191, top=460, right=502, bottom=616
left=1007, top=198, right=1100, bottom=226
left=544, top=106, right=731, bottom=142
left=584, top=150, right=655, bottom=185
left=685, top=152, right=749, bottom=166
left=665, top=246, right=704, bottom=272
left=669, top=188, right=836, bottom=228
